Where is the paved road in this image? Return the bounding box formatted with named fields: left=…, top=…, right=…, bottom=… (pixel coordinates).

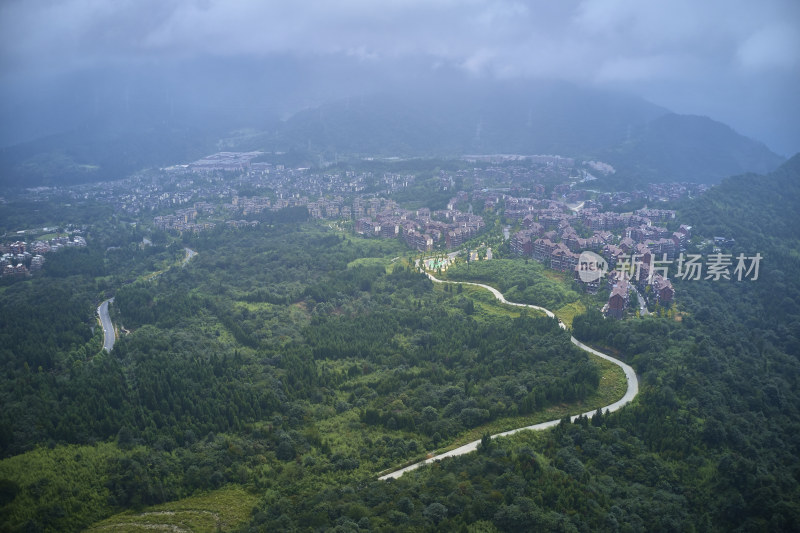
left=96, top=249, right=196, bottom=353
left=97, top=298, right=115, bottom=352
left=379, top=273, right=638, bottom=480
left=632, top=286, right=650, bottom=316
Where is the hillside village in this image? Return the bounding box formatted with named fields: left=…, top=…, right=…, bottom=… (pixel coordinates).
left=149, top=153, right=694, bottom=317
left=509, top=203, right=686, bottom=317
left=0, top=234, right=87, bottom=278
left=6, top=152, right=713, bottom=315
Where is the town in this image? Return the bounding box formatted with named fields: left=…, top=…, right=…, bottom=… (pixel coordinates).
left=3, top=151, right=709, bottom=317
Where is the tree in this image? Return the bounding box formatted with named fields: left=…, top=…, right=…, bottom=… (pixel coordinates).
left=478, top=432, right=493, bottom=455
left=423, top=502, right=448, bottom=524
left=276, top=437, right=295, bottom=461
left=116, top=426, right=135, bottom=449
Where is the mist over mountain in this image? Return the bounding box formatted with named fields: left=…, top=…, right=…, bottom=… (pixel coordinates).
left=281, top=81, right=667, bottom=157
left=2, top=0, right=797, bottom=184
left=602, top=113, right=786, bottom=183
left=279, top=83, right=784, bottom=183
left=3, top=4, right=800, bottom=532
left=0, top=78, right=784, bottom=189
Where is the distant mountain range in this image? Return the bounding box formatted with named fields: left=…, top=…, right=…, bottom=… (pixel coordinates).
left=282, top=82, right=668, bottom=156
left=278, top=83, right=784, bottom=184
left=602, top=113, right=785, bottom=184
left=0, top=80, right=785, bottom=188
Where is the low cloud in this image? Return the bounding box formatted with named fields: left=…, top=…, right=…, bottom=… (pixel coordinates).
left=4, top=0, right=796, bottom=79
left=1, top=0, right=798, bottom=153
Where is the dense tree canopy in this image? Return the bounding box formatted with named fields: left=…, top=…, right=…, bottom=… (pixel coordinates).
left=2, top=156, right=800, bottom=531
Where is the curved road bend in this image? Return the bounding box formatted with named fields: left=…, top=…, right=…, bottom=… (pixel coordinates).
left=97, top=297, right=115, bottom=352
left=95, top=249, right=196, bottom=353
left=379, top=273, right=638, bottom=481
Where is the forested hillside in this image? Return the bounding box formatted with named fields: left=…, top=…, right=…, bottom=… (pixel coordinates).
left=248, top=157, right=800, bottom=531
left=263, top=156, right=799, bottom=531
left=1, top=157, right=799, bottom=531
left=602, top=113, right=785, bottom=184
left=0, top=222, right=619, bottom=531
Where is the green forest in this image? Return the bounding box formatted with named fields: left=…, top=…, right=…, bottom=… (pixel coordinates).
left=0, top=219, right=613, bottom=531
left=1, top=156, right=800, bottom=531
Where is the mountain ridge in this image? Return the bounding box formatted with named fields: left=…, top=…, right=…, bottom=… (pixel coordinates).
left=604, top=113, right=786, bottom=183
left=0, top=81, right=784, bottom=188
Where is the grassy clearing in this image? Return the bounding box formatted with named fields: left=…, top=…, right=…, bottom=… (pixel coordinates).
left=86, top=485, right=258, bottom=533
left=346, top=256, right=391, bottom=270
left=315, top=408, right=430, bottom=477
left=434, top=283, right=548, bottom=322
left=541, top=269, right=568, bottom=282
left=458, top=284, right=522, bottom=320
left=234, top=300, right=275, bottom=312
left=555, top=301, right=587, bottom=328
left=288, top=301, right=312, bottom=328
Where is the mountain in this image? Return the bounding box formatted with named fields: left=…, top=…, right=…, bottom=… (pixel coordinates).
left=279, top=84, right=784, bottom=184
left=602, top=113, right=786, bottom=184
left=279, top=81, right=668, bottom=158
left=0, top=91, right=262, bottom=189
left=0, top=80, right=785, bottom=188
left=0, top=124, right=222, bottom=188
left=683, top=152, right=800, bottom=241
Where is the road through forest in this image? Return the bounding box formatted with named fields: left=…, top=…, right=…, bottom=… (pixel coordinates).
left=97, top=298, right=115, bottom=352
left=97, top=248, right=197, bottom=353
left=379, top=272, right=638, bottom=480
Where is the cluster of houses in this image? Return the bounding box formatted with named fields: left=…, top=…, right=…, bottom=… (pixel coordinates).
left=308, top=197, right=352, bottom=220
left=354, top=196, right=485, bottom=251
left=511, top=202, right=689, bottom=318
left=646, top=182, right=710, bottom=201
left=0, top=235, right=87, bottom=278
left=153, top=194, right=313, bottom=234
left=601, top=254, right=677, bottom=319
left=153, top=207, right=217, bottom=233
left=153, top=192, right=486, bottom=252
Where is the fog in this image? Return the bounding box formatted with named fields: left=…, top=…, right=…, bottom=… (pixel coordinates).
left=1, top=0, right=798, bottom=154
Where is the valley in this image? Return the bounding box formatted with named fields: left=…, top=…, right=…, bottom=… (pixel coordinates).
left=1, top=154, right=798, bottom=531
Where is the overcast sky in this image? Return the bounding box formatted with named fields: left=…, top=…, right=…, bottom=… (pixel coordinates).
left=1, top=0, right=798, bottom=154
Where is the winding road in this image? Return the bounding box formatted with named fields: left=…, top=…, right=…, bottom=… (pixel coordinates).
left=96, top=248, right=196, bottom=353
left=379, top=272, right=638, bottom=480
left=97, top=298, right=115, bottom=352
